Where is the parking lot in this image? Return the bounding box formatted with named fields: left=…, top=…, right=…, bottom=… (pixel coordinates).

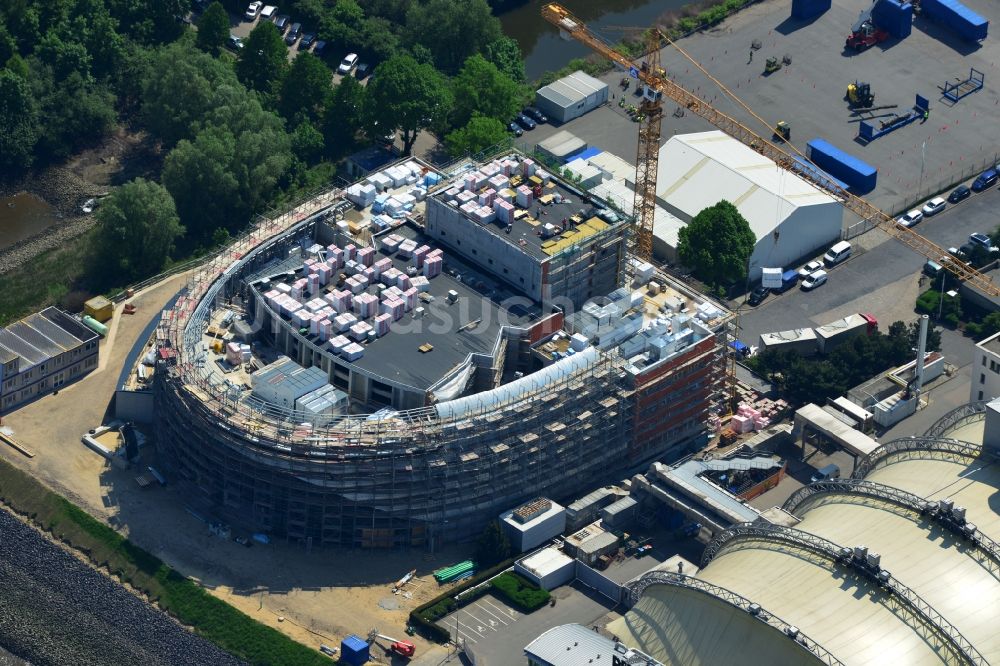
left=738, top=184, right=1000, bottom=368
left=443, top=584, right=622, bottom=666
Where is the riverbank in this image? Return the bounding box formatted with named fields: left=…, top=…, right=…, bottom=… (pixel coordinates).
left=0, top=455, right=329, bottom=666
left=0, top=166, right=104, bottom=276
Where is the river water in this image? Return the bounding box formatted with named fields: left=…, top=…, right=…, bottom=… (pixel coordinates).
left=500, top=0, right=697, bottom=80
left=0, top=194, right=60, bottom=251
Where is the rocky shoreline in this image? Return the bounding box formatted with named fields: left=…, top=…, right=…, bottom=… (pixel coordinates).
left=0, top=167, right=107, bottom=275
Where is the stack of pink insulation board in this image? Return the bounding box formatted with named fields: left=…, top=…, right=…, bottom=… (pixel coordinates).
left=373, top=257, right=392, bottom=278
left=516, top=185, right=533, bottom=208
left=410, top=276, right=430, bottom=292
left=349, top=321, right=372, bottom=341
left=493, top=199, right=514, bottom=224
left=423, top=255, right=442, bottom=278
left=353, top=293, right=378, bottom=318
left=342, top=343, right=364, bottom=361
left=334, top=312, right=357, bottom=332
left=413, top=245, right=429, bottom=269
left=374, top=313, right=391, bottom=336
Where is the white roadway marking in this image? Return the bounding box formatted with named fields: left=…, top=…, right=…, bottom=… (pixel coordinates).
left=463, top=610, right=497, bottom=632
left=474, top=602, right=509, bottom=626
left=481, top=597, right=520, bottom=620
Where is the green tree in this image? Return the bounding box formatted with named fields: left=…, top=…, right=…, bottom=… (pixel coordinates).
left=35, top=32, right=92, bottom=80
left=108, top=0, right=187, bottom=44
left=290, top=121, right=324, bottom=164
left=677, top=200, right=756, bottom=287
left=485, top=36, right=525, bottom=84
left=196, top=1, right=229, bottom=53
left=359, top=17, right=399, bottom=62
left=475, top=521, right=511, bottom=567
left=141, top=42, right=237, bottom=145
left=163, top=96, right=292, bottom=238
left=318, top=0, right=363, bottom=50
left=450, top=54, right=522, bottom=128
left=365, top=54, right=452, bottom=155
left=405, top=0, right=501, bottom=74
left=31, top=64, right=116, bottom=160
left=445, top=114, right=508, bottom=157
left=0, top=70, right=39, bottom=171
left=322, top=75, right=365, bottom=155
left=279, top=52, right=330, bottom=124
left=236, top=20, right=288, bottom=100
left=908, top=320, right=942, bottom=352
left=90, top=178, right=184, bottom=282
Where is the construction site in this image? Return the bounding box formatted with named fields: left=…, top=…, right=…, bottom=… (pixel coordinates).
left=150, top=151, right=730, bottom=550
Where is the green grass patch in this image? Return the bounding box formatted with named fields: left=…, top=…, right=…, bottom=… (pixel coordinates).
left=0, top=457, right=329, bottom=666
left=489, top=572, right=550, bottom=612
left=0, top=233, right=93, bottom=326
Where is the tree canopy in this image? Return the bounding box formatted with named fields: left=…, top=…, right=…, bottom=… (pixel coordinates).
left=365, top=54, right=452, bottom=155
left=450, top=54, right=523, bottom=128
left=236, top=20, right=289, bottom=100
left=90, top=178, right=184, bottom=282
left=0, top=70, right=40, bottom=172
left=279, top=52, right=331, bottom=125
left=677, top=200, right=756, bottom=287
left=196, top=2, right=230, bottom=53
left=445, top=114, right=509, bottom=157
left=322, top=75, right=365, bottom=155
left=475, top=521, right=512, bottom=567
left=405, top=0, right=502, bottom=74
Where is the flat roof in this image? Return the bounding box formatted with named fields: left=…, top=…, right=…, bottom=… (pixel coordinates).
left=503, top=500, right=565, bottom=532
left=978, top=330, right=1000, bottom=356
left=536, top=70, right=608, bottom=109
left=257, top=223, right=536, bottom=393
left=795, top=403, right=879, bottom=457
left=434, top=170, right=621, bottom=262
left=665, top=458, right=765, bottom=524
left=525, top=624, right=654, bottom=666
left=0, top=307, right=95, bottom=373
left=519, top=547, right=574, bottom=578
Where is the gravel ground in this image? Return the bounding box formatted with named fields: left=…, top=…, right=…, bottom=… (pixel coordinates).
left=0, top=509, right=246, bottom=666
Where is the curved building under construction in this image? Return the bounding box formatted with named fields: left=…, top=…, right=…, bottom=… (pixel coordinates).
left=154, top=154, right=728, bottom=548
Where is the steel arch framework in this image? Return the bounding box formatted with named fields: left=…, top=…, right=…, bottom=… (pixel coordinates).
left=852, top=436, right=983, bottom=479
left=781, top=478, right=1000, bottom=580
left=626, top=571, right=845, bottom=666
left=701, top=522, right=988, bottom=666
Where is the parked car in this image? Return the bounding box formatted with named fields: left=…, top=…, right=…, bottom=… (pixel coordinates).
left=227, top=34, right=244, bottom=50
left=507, top=122, right=523, bottom=137
left=312, top=39, right=326, bottom=56
left=801, top=269, right=828, bottom=290
left=798, top=260, right=823, bottom=279
left=969, top=232, right=993, bottom=250
left=948, top=185, right=971, bottom=203
left=921, top=197, right=946, bottom=216
left=515, top=114, right=536, bottom=130
left=273, top=14, right=289, bottom=32
left=284, top=22, right=301, bottom=44
left=810, top=463, right=840, bottom=483
left=523, top=106, right=548, bottom=124
left=897, top=209, right=923, bottom=228
left=355, top=63, right=371, bottom=79
left=337, top=52, right=359, bottom=74
left=299, top=32, right=315, bottom=49
left=971, top=168, right=998, bottom=192
left=747, top=285, right=770, bottom=306
left=244, top=1, right=262, bottom=19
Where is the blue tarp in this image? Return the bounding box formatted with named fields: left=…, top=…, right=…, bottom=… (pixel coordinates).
left=565, top=146, right=602, bottom=163
left=730, top=340, right=749, bottom=353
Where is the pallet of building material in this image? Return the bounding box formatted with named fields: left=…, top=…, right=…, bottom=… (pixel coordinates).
left=433, top=560, right=475, bottom=583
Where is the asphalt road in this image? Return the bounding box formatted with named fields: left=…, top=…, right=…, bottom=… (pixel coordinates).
left=738, top=183, right=1000, bottom=363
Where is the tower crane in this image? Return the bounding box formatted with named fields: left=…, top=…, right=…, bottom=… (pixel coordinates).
left=540, top=2, right=1000, bottom=299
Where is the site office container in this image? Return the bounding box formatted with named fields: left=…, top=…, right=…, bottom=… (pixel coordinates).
left=872, top=0, right=913, bottom=38
left=806, top=139, right=877, bottom=192
left=921, top=0, right=988, bottom=41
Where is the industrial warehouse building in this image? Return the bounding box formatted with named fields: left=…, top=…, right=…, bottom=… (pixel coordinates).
left=535, top=70, right=609, bottom=123
left=0, top=307, right=100, bottom=413
left=151, top=152, right=731, bottom=549
left=635, top=131, right=844, bottom=281
left=594, top=400, right=1000, bottom=665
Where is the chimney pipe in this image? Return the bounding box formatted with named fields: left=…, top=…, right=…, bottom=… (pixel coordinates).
left=915, top=314, right=928, bottom=402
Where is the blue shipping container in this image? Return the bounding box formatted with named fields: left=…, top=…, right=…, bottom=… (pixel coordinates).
left=806, top=139, right=878, bottom=193
left=775, top=269, right=800, bottom=292
left=921, top=0, right=988, bottom=41
left=873, top=0, right=913, bottom=38
left=791, top=0, right=831, bottom=19
left=341, top=635, right=370, bottom=666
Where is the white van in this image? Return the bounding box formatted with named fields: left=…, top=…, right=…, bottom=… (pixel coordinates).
left=260, top=5, right=277, bottom=21
left=823, top=241, right=852, bottom=266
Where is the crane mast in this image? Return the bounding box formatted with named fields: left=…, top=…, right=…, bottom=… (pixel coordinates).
left=541, top=2, right=1000, bottom=297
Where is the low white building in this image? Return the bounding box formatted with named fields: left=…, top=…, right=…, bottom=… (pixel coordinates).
left=500, top=498, right=567, bottom=553
left=515, top=547, right=575, bottom=590
left=638, top=131, right=844, bottom=281
left=972, top=331, right=1000, bottom=402
left=535, top=70, right=609, bottom=123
